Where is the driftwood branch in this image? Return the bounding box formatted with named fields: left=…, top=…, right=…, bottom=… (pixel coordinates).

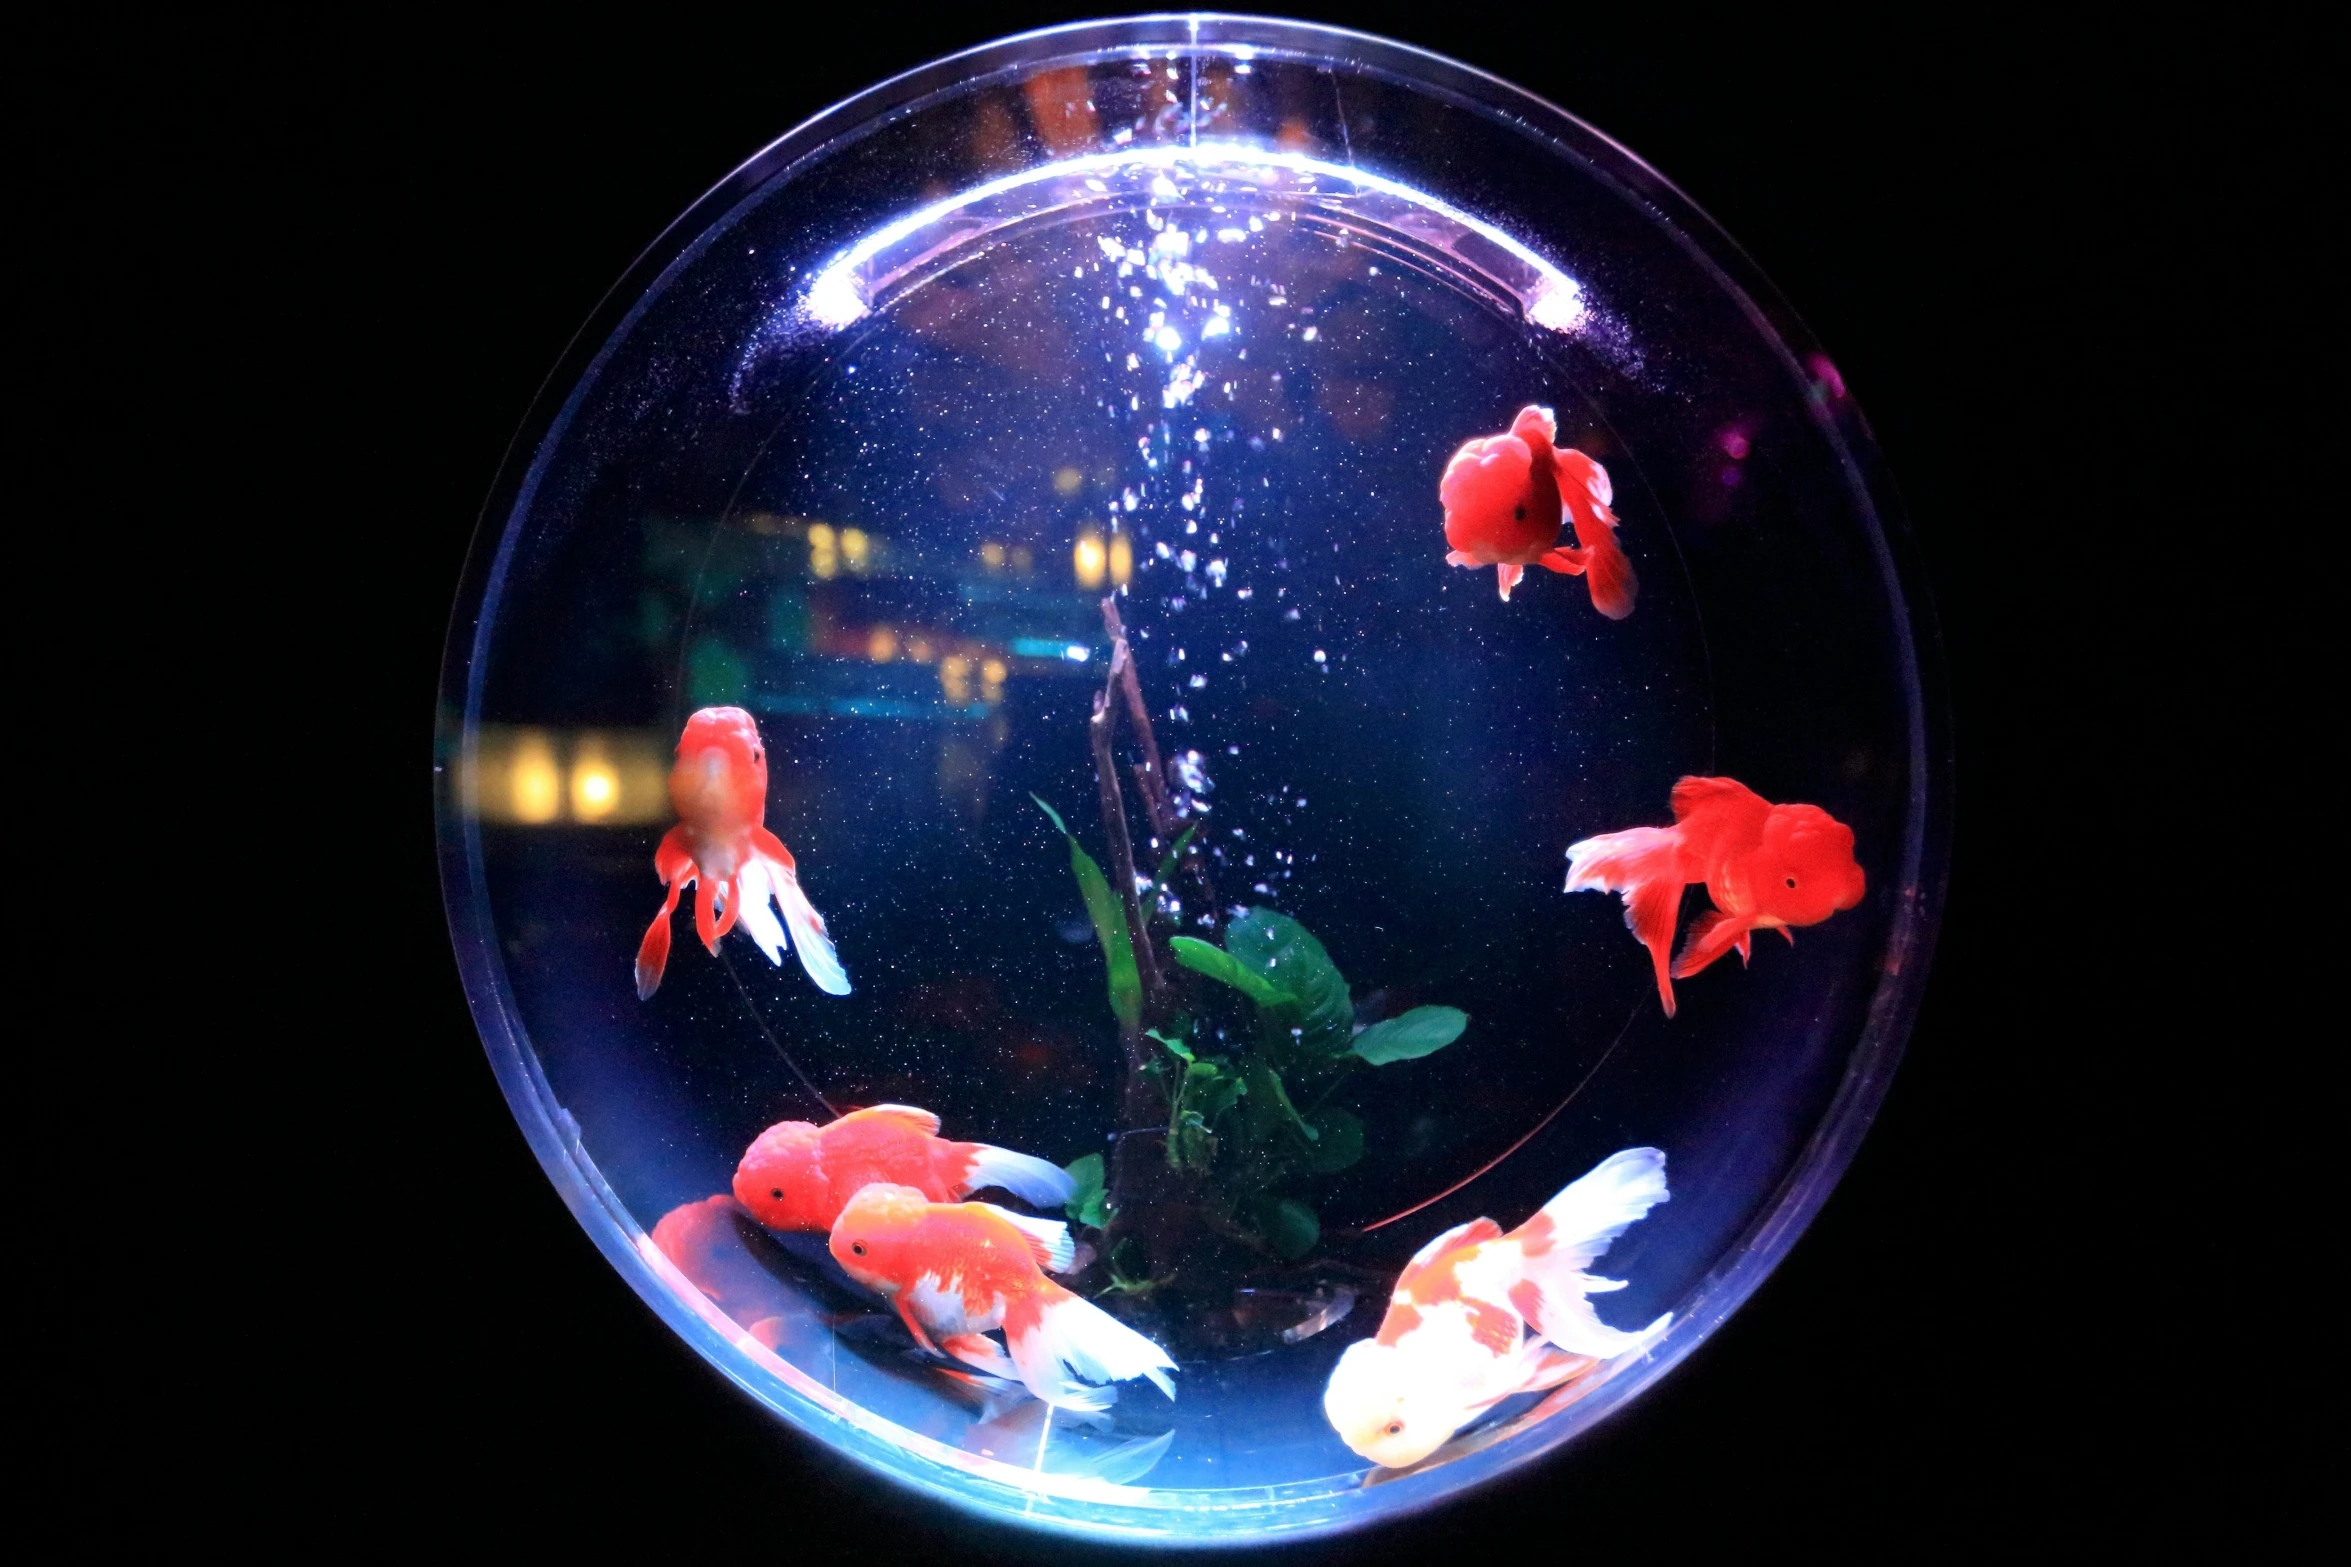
left=1100, top=595, right=1224, bottom=927
left=1091, top=670, right=1163, bottom=1010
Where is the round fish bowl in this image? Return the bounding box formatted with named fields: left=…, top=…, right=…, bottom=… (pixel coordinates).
left=435, top=15, right=1948, bottom=1545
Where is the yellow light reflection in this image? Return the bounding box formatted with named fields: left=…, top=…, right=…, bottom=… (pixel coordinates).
left=940, top=654, right=973, bottom=704
left=510, top=730, right=562, bottom=824
left=570, top=738, right=619, bottom=822
left=905, top=635, right=936, bottom=665
left=980, top=656, right=1008, bottom=704
left=1011, top=545, right=1033, bottom=573
left=840, top=527, right=870, bottom=573
left=1074, top=530, right=1107, bottom=590
left=1053, top=466, right=1084, bottom=497
left=1109, top=532, right=1133, bottom=586
left=808, top=522, right=839, bottom=580
left=981, top=541, right=1006, bottom=571
left=867, top=626, right=898, bottom=662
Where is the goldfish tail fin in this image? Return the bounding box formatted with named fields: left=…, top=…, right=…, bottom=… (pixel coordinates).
left=1562, top=827, right=1685, bottom=1016
left=738, top=849, right=849, bottom=995
left=1007, top=1289, right=1178, bottom=1410
left=1672, top=910, right=1755, bottom=980
left=1506, top=1148, right=1672, bottom=1359
left=939, top=1332, right=1021, bottom=1381
left=973, top=1204, right=1078, bottom=1273
left=1535, top=546, right=1587, bottom=576
left=1583, top=541, right=1638, bottom=620
left=963, top=1145, right=1079, bottom=1209
left=1495, top=563, right=1525, bottom=601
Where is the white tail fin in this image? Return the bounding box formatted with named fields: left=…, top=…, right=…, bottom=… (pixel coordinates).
left=964, top=1145, right=1078, bottom=1208
left=1511, top=1147, right=1672, bottom=1359
left=1007, top=1289, right=1178, bottom=1411
left=767, top=854, right=851, bottom=995
left=975, top=1204, right=1077, bottom=1273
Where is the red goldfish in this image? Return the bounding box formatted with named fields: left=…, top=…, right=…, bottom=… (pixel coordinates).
left=831, top=1184, right=1177, bottom=1412
left=1323, top=1147, right=1670, bottom=1469
left=1565, top=776, right=1866, bottom=1018
left=734, top=1103, right=1076, bottom=1233
left=1440, top=404, right=1638, bottom=616
left=635, top=705, right=848, bottom=1000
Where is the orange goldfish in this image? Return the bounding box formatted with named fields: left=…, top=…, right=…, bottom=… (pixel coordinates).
left=1564, top=776, right=1866, bottom=1018
left=734, top=1103, right=1076, bottom=1233
left=635, top=705, right=848, bottom=1000
left=831, top=1184, right=1177, bottom=1412
left=1323, top=1147, right=1671, bottom=1469
left=1440, top=404, right=1638, bottom=616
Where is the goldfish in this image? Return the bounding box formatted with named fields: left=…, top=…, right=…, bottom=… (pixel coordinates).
left=831, top=1183, right=1178, bottom=1412
left=1564, top=776, right=1866, bottom=1018
left=1440, top=404, right=1638, bottom=616
left=734, top=1103, right=1076, bottom=1233
left=1322, top=1147, right=1671, bottom=1470
left=635, top=705, right=848, bottom=1000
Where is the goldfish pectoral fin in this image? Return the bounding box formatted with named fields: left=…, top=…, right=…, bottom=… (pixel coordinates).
left=1536, top=547, right=1587, bottom=577
left=1444, top=550, right=1478, bottom=568
left=1737, top=931, right=1753, bottom=964
left=1778, top=925, right=1796, bottom=945
left=634, top=911, right=673, bottom=1000
left=1496, top=564, right=1525, bottom=601
left=893, top=1298, right=945, bottom=1358
left=635, top=878, right=685, bottom=1000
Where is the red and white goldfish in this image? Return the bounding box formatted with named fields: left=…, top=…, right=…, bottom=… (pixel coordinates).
left=1323, top=1147, right=1670, bottom=1469
left=734, top=1103, right=1076, bottom=1233
left=1440, top=404, right=1638, bottom=616
left=1565, top=776, right=1866, bottom=1018
left=831, top=1184, right=1177, bottom=1412
left=635, top=705, right=848, bottom=1000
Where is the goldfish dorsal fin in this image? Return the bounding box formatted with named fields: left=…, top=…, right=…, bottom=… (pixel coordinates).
left=1398, top=1218, right=1504, bottom=1290
left=976, top=1205, right=1077, bottom=1273
left=839, top=1104, right=942, bottom=1136
left=1668, top=776, right=1767, bottom=825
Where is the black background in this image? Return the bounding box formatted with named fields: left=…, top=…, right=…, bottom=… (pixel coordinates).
left=45, top=5, right=2317, bottom=1554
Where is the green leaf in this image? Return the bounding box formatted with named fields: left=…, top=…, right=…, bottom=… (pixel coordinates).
left=1255, top=1196, right=1320, bottom=1260
left=1189, top=1059, right=1246, bottom=1122
left=1301, top=1106, right=1366, bottom=1174
left=1148, top=1029, right=1195, bottom=1063
left=1349, top=1005, right=1470, bottom=1065
left=1063, top=1153, right=1110, bottom=1230
left=1169, top=936, right=1300, bottom=1010
left=1241, top=1055, right=1316, bottom=1143
left=1030, top=793, right=1071, bottom=837
left=1034, top=795, right=1141, bottom=1032
left=1224, top=909, right=1353, bottom=1053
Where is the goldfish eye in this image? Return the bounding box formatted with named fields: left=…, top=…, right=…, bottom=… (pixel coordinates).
left=1513, top=505, right=1526, bottom=520
left=1385, top=1420, right=1404, bottom=1436
left=770, top=1188, right=784, bottom=1200
left=851, top=1241, right=867, bottom=1256
left=1785, top=876, right=1798, bottom=888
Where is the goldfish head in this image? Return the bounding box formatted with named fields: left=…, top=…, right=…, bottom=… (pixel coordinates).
left=1322, top=1339, right=1465, bottom=1470
left=669, top=706, right=768, bottom=831
left=732, top=1120, right=833, bottom=1232
left=1508, top=404, right=1558, bottom=449
left=1755, top=805, right=1867, bottom=926
left=828, top=1182, right=931, bottom=1292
